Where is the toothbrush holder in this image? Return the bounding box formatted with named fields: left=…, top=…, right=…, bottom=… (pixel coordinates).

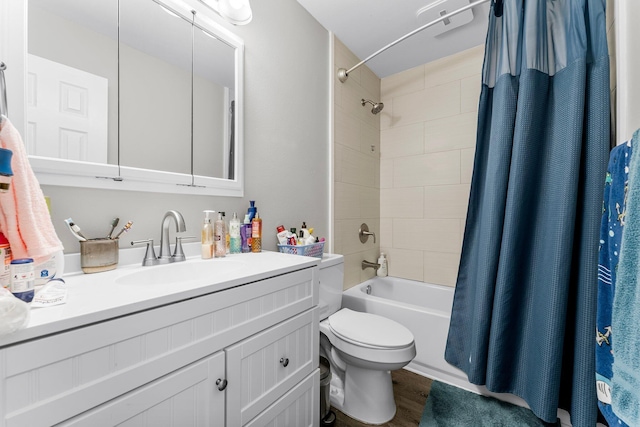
left=80, top=238, right=119, bottom=273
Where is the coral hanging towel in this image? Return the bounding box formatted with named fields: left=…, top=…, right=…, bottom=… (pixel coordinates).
left=0, top=116, right=63, bottom=263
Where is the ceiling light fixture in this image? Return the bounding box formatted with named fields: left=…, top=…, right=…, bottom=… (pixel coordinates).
left=198, top=0, right=253, bottom=25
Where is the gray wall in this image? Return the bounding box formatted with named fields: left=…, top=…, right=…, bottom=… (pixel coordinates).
left=44, top=0, right=330, bottom=255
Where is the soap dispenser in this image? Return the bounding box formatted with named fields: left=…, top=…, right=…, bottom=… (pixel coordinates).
left=214, top=212, right=226, bottom=258
left=201, top=210, right=215, bottom=259
left=377, top=253, right=388, bottom=277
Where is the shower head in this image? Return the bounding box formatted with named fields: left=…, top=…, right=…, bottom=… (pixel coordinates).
left=361, top=99, right=384, bottom=115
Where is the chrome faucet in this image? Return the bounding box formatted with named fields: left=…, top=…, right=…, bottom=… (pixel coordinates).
left=361, top=260, right=380, bottom=271
left=158, top=210, right=187, bottom=264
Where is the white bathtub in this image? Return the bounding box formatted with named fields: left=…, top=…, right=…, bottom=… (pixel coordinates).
left=342, top=276, right=573, bottom=426
left=341, top=276, right=468, bottom=386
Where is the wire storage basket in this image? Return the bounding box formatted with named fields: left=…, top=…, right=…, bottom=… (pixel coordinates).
left=277, top=242, right=325, bottom=258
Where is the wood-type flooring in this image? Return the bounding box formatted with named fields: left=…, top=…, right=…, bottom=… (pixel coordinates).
left=333, top=369, right=432, bottom=427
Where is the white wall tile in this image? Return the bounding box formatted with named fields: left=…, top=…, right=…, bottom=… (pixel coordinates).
left=380, top=123, right=424, bottom=159
left=461, top=74, right=482, bottom=113
left=424, top=184, right=471, bottom=219
left=424, top=112, right=477, bottom=153
left=386, top=248, right=424, bottom=281
left=340, top=146, right=376, bottom=187
left=381, top=187, right=424, bottom=218
left=394, top=150, right=461, bottom=187
left=424, top=81, right=461, bottom=121
left=361, top=121, right=380, bottom=157
left=334, top=182, right=362, bottom=220
left=343, top=253, right=363, bottom=289
left=393, top=218, right=461, bottom=253
left=361, top=66, right=381, bottom=100
left=381, top=65, right=425, bottom=100
left=334, top=143, right=344, bottom=183
left=423, top=251, right=461, bottom=287
left=389, top=89, right=429, bottom=127
left=424, top=45, right=484, bottom=89
left=460, top=148, right=475, bottom=184
left=380, top=158, right=393, bottom=189
left=380, top=218, right=393, bottom=247
left=334, top=105, right=361, bottom=152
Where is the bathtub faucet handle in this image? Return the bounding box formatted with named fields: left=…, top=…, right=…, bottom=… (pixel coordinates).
left=359, top=223, right=376, bottom=244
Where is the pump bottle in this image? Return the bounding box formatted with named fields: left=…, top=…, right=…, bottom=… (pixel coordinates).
left=214, top=212, right=226, bottom=258
left=201, top=210, right=215, bottom=259
left=377, top=253, right=388, bottom=277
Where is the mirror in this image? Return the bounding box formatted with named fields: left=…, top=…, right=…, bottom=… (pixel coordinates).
left=21, top=0, right=243, bottom=195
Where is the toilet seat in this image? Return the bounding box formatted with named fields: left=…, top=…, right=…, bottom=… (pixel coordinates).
left=328, top=308, right=414, bottom=349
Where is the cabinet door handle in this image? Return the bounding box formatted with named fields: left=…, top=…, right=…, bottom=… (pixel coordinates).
left=216, top=378, right=228, bottom=391
left=280, top=357, right=289, bottom=367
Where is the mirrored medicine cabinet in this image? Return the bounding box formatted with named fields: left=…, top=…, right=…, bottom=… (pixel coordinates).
left=2, top=0, right=244, bottom=196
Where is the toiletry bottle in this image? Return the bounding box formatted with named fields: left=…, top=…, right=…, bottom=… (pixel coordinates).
left=201, top=210, right=215, bottom=259
left=247, top=200, right=257, bottom=222
left=377, top=253, right=388, bottom=277
left=276, top=225, right=288, bottom=245
left=288, top=228, right=297, bottom=245
left=221, top=211, right=230, bottom=254
left=251, top=213, right=262, bottom=253
left=230, top=213, right=241, bottom=254
left=214, top=212, right=226, bottom=258
left=301, top=222, right=310, bottom=239
left=242, top=214, right=252, bottom=253
left=0, top=232, right=12, bottom=289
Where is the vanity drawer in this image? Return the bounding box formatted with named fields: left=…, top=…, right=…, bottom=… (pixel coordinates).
left=226, top=307, right=319, bottom=426
left=245, top=370, right=319, bottom=427
left=0, top=267, right=315, bottom=427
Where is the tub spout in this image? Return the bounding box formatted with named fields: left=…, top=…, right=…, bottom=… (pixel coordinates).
left=362, top=260, right=380, bottom=271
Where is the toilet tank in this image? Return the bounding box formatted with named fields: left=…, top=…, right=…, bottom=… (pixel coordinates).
left=319, top=253, right=344, bottom=320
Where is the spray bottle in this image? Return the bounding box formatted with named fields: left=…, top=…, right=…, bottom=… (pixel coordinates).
left=230, top=213, right=241, bottom=254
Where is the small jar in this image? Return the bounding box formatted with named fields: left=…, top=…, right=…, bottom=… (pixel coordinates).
left=10, top=258, right=35, bottom=302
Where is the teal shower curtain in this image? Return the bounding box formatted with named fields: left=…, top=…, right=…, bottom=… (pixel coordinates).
left=444, top=1, right=609, bottom=425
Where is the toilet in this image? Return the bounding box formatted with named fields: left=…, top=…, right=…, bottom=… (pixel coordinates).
left=318, top=254, right=416, bottom=425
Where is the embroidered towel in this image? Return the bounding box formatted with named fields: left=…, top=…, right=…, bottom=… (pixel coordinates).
left=596, top=140, right=630, bottom=426
left=0, top=116, right=63, bottom=263
left=612, top=129, right=640, bottom=426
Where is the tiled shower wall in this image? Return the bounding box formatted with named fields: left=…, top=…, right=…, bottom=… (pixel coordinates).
left=335, top=0, right=615, bottom=290
left=379, top=45, right=484, bottom=287
left=333, top=37, right=381, bottom=289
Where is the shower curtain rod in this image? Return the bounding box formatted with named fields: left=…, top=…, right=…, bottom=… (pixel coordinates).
left=337, top=0, right=491, bottom=83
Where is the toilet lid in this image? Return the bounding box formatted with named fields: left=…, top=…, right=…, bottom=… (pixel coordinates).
left=328, top=308, right=414, bottom=349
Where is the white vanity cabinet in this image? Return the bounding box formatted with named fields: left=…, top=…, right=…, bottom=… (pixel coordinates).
left=0, top=264, right=319, bottom=427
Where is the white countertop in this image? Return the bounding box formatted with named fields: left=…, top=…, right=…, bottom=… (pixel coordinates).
left=0, top=246, right=320, bottom=347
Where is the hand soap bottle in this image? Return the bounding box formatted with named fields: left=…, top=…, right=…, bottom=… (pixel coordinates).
left=201, top=210, right=215, bottom=259
left=377, top=253, right=388, bottom=277
left=214, top=212, right=226, bottom=258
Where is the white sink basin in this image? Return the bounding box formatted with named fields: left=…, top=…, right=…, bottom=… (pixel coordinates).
left=115, top=258, right=246, bottom=286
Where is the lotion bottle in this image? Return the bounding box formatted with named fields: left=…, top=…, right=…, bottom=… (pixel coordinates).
left=230, top=213, right=241, bottom=254
left=377, top=253, right=388, bottom=277
left=214, top=212, right=226, bottom=257
left=201, top=210, right=215, bottom=259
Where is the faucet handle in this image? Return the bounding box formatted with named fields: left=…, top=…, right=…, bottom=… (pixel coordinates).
left=131, top=239, right=158, bottom=266
left=173, top=236, right=197, bottom=261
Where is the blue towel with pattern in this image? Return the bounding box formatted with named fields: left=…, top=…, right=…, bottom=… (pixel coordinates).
left=596, top=140, right=632, bottom=427
left=613, top=129, right=640, bottom=426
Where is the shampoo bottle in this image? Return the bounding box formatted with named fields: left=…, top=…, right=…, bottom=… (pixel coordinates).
left=230, top=213, right=241, bottom=254
left=377, top=253, right=388, bottom=277
left=251, top=213, right=262, bottom=252
left=214, top=212, right=226, bottom=257
left=242, top=214, right=251, bottom=253
left=201, top=210, right=215, bottom=259
left=247, top=200, right=257, bottom=222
